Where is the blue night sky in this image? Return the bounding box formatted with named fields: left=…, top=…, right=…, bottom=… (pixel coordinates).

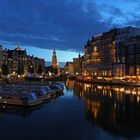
left=0, top=0, right=140, bottom=62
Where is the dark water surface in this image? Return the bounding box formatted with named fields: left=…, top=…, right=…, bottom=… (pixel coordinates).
left=1, top=81, right=140, bottom=140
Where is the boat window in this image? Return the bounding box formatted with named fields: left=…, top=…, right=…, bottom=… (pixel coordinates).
left=30, top=93, right=37, bottom=100
left=41, top=89, right=46, bottom=95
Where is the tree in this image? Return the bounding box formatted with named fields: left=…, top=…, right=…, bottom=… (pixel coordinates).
left=45, top=66, right=58, bottom=76
left=37, top=64, right=43, bottom=74
left=1, top=64, right=9, bottom=76
left=52, top=67, right=58, bottom=75
left=28, top=65, right=34, bottom=74
left=17, top=63, right=24, bottom=75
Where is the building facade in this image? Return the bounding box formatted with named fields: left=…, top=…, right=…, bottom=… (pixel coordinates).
left=73, top=54, right=82, bottom=75
left=7, top=47, right=28, bottom=75
left=27, top=55, right=45, bottom=75
left=125, top=36, right=140, bottom=79
left=64, top=62, right=74, bottom=75
left=83, top=29, right=117, bottom=78
left=83, top=26, right=140, bottom=82
left=0, top=46, right=45, bottom=77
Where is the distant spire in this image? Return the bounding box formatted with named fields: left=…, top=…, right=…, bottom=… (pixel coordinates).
left=53, top=49, right=56, bottom=56
left=52, top=49, right=58, bottom=68
left=79, top=53, right=81, bottom=58
left=18, top=42, right=20, bottom=48
left=15, top=43, right=21, bottom=51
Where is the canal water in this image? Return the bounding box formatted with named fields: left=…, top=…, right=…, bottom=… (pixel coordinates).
left=0, top=81, right=140, bottom=140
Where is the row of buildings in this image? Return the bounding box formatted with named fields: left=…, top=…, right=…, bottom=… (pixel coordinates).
left=62, top=54, right=83, bottom=76
left=0, top=45, right=45, bottom=78
left=65, top=26, right=140, bottom=82
left=1, top=26, right=140, bottom=82
left=83, top=26, right=140, bottom=81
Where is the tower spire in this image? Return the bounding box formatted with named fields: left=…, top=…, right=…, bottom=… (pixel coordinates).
left=52, top=49, right=57, bottom=68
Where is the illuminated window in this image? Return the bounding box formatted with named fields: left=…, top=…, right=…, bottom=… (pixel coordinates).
left=94, top=47, right=97, bottom=52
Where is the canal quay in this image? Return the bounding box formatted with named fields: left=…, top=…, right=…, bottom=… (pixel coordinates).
left=0, top=81, right=140, bottom=140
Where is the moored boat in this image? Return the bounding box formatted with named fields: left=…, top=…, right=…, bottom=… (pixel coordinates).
left=0, top=82, right=64, bottom=106
left=49, top=84, right=64, bottom=93
left=0, top=92, right=42, bottom=107
left=0, top=86, right=51, bottom=102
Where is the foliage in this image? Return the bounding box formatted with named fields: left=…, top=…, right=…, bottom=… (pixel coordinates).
left=17, top=63, right=24, bottom=75
left=28, top=66, right=34, bottom=74
left=45, top=66, right=58, bottom=75
left=37, top=64, right=43, bottom=74
left=1, top=64, right=9, bottom=76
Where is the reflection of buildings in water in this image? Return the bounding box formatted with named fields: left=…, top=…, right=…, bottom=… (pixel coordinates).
left=83, top=84, right=91, bottom=92
left=73, top=82, right=83, bottom=99
left=73, top=82, right=140, bottom=138
left=65, top=80, right=75, bottom=91
left=65, top=80, right=84, bottom=98
left=85, top=99, right=100, bottom=120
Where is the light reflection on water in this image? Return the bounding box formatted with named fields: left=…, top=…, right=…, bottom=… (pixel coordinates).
left=0, top=81, right=140, bottom=140
left=65, top=80, right=140, bottom=139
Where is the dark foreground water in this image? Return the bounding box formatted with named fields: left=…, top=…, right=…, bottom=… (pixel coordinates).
left=1, top=81, right=140, bottom=140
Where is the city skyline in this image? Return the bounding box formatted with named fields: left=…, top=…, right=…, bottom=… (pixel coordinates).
left=2, top=44, right=80, bottom=62
left=0, top=0, right=140, bottom=61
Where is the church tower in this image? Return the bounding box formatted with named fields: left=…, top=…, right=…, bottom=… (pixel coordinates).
left=52, top=49, right=58, bottom=68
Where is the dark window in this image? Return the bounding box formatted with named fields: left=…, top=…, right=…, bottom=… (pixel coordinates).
left=129, top=55, right=134, bottom=63
left=128, top=45, right=135, bottom=54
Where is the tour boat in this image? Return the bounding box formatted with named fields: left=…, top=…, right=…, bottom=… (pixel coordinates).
left=56, top=82, right=64, bottom=89
left=49, top=84, right=64, bottom=93
left=0, top=92, right=42, bottom=107
left=0, top=83, right=64, bottom=104
left=0, top=86, right=52, bottom=102
left=8, top=84, right=58, bottom=97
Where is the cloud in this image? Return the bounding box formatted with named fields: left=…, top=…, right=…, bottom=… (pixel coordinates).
left=0, top=0, right=109, bottom=51
left=0, top=0, right=139, bottom=52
